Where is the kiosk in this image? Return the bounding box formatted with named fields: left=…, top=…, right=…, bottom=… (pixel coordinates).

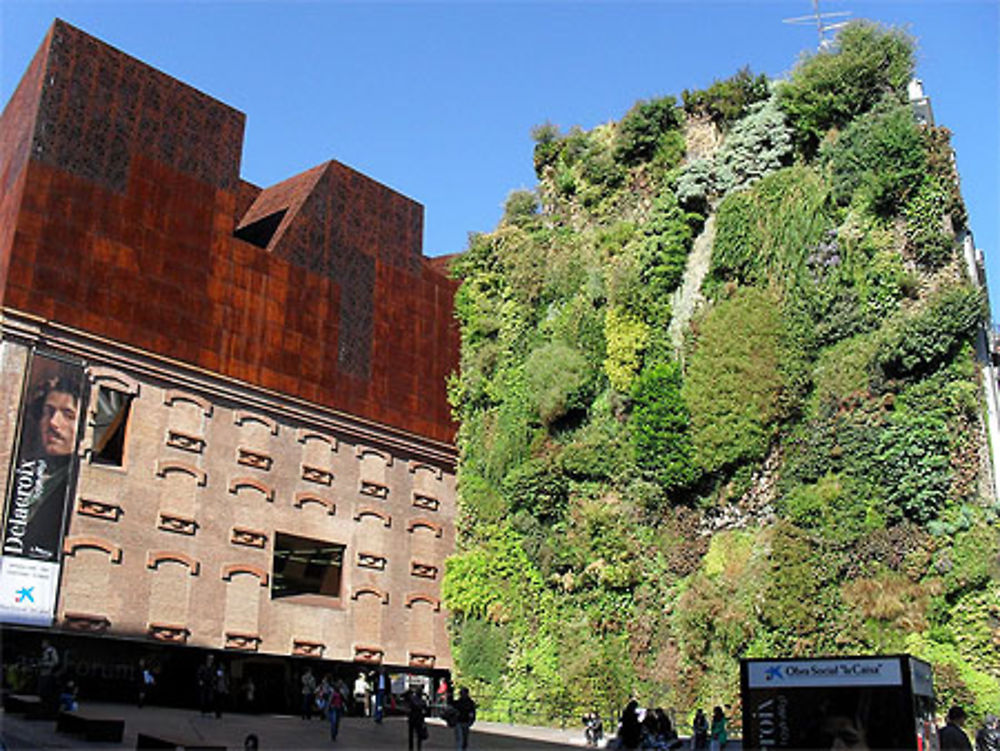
left=740, top=655, right=937, bottom=750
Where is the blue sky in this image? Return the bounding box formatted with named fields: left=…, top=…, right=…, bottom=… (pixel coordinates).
left=3, top=1, right=998, bottom=315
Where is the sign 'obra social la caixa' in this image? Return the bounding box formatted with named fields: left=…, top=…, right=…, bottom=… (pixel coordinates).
left=741, top=655, right=937, bottom=751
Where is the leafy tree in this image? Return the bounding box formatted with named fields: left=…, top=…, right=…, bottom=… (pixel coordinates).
left=615, top=95, right=683, bottom=166
left=777, top=21, right=915, bottom=154
left=682, top=66, right=770, bottom=128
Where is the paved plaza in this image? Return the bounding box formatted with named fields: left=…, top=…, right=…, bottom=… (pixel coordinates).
left=1, top=702, right=587, bottom=751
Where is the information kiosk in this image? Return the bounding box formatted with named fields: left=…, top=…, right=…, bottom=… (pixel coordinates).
left=740, top=655, right=937, bottom=750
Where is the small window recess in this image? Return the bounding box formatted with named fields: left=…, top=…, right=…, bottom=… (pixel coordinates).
left=92, top=387, right=133, bottom=467
left=271, top=532, right=344, bottom=602
left=234, top=209, right=287, bottom=249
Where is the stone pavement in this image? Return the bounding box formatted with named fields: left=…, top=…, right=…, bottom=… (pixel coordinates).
left=0, top=702, right=588, bottom=750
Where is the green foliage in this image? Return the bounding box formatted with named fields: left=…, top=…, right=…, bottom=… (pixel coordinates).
left=877, top=286, right=984, bottom=380
left=532, top=121, right=562, bottom=178
left=943, top=524, right=1000, bottom=598
left=603, top=307, right=650, bottom=394
left=713, top=98, right=795, bottom=194
left=777, top=20, right=915, bottom=154
left=503, top=189, right=540, bottom=227
left=682, top=66, right=770, bottom=128
left=875, top=411, right=952, bottom=524
left=502, top=458, right=570, bottom=521
left=451, top=24, right=997, bottom=725
left=902, top=177, right=955, bottom=266
left=525, top=341, right=594, bottom=426
left=780, top=472, right=880, bottom=543
left=615, top=95, right=683, bottom=166
left=443, top=523, right=544, bottom=621
left=709, top=166, right=831, bottom=289
left=823, top=101, right=928, bottom=216
left=630, top=362, right=697, bottom=495
left=811, top=332, right=879, bottom=412
left=453, top=617, right=511, bottom=683
left=759, top=524, right=835, bottom=642
left=683, top=287, right=785, bottom=475
left=677, top=96, right=794, bottom=206
left=906, top=635, right=1000, bottom=727
left=630, top=191, right=697, bottom=318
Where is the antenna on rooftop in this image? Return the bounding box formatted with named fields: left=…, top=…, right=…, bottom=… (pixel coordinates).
left=783, top=0, right=852, bottom=50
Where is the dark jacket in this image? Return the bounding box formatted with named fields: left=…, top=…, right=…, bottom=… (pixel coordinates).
left=940, top=723, right=973, bottom=751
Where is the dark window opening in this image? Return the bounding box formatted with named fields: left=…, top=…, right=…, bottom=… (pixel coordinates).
left=272, top=532, right=344, bottom=600
left=234, top=209, right=287, bottom=249
left=92, top=387, right=133, bottom=466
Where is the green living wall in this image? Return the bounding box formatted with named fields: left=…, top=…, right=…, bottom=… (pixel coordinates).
left=444, top=21, right=1000, bottom=727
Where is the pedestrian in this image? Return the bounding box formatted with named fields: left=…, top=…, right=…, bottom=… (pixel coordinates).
left=137, top=659, right=155, bottom=708
left=37, top=639, right=60, bottom=716
left=213, top=660, right=229, bottom=718
left=976, top=715, right=1000, bottom=751
left=618, top=700, right=642, bottom=750
left=940, top=706, right=974, bottom=751
left=354, top=672, right=370, bottom=717
left=656, top=708, right=679, bottom=748
left=452, top=686, right=477, bottom=750
left=302, top=668, right=317, bottom=720
left=692, top=709, right=708, bottom=750
left=244, top=733, right=259, bottom=750
left=407, top=689, right=429, bottom=751
left=197, top=654, right=215, bottom=716
left=374, top=667, right=387, bottom=724
left=242, top=676, right=256, bottom=713
left=325, top=677, right=345, bottom=742
left=709, top=706, right=727, bottom=751
left=583, top=710, right=604, bottom=747
left=58, top=679, right=79, bottom=712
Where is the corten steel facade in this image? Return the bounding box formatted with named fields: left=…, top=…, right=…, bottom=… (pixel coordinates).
left=0, top=19, right=459, bottom=702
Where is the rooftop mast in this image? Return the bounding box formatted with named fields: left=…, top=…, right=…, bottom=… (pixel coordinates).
left=782, top=0, right=852, bottom=50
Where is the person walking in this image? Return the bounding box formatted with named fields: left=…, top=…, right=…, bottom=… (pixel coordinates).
left=452, top=687, right=477, bottom=750
left=407, top=689, right=428, bottom=751
left=940, top=706, right=974, bottom=751
left=301, top=668, right=317, bottom=720
left=618, top=700, right=642, bottom=750
left=709, top=706, right=728, bottom=751
left=976, top=715, right=1000, bottom=751
left=137, top=659, right=155, bottom=708
left=37, top=639, right=60, bottom=716
left=692, top=708, right=709, bottom=750
left=197, top=655, right=215, bottom=716
left=213, top=660, right=229, bottom=718
left=374, top=668, right=387, bottom=724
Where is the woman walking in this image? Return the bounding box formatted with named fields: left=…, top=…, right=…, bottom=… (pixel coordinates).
left=709, top=706, right=728, bottom=751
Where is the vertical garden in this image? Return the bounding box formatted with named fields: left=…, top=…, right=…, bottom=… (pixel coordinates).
left=443, top=21, right=1000, bottom=724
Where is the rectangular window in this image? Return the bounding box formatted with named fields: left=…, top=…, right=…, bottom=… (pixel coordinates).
left=92, top=387, right=133, bottom=466
left=272, top=532, right=344, bottom=600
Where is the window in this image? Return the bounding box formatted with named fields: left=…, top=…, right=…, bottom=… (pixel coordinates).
left=271, top=532, right=344, bottom=600
left=92, top=387, right=133, bottom=466
left=234, top=209, right=287, bottom=249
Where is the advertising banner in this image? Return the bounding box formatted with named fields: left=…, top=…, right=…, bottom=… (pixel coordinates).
left=1, top=352, right=85, bottom=625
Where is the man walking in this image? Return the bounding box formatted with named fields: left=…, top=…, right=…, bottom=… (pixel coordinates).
left=452, top=687, right=477, bottom=750
left=940, top=706, right=974, bottom=751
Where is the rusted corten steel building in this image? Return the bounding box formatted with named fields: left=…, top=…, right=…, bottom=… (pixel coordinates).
left=0, top=19, right=459, bottom=706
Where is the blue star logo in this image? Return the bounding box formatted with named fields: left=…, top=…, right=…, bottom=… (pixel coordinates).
left=15, top=586, right=34, bottom=604
left=765, top=666, right=783, bottom=681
